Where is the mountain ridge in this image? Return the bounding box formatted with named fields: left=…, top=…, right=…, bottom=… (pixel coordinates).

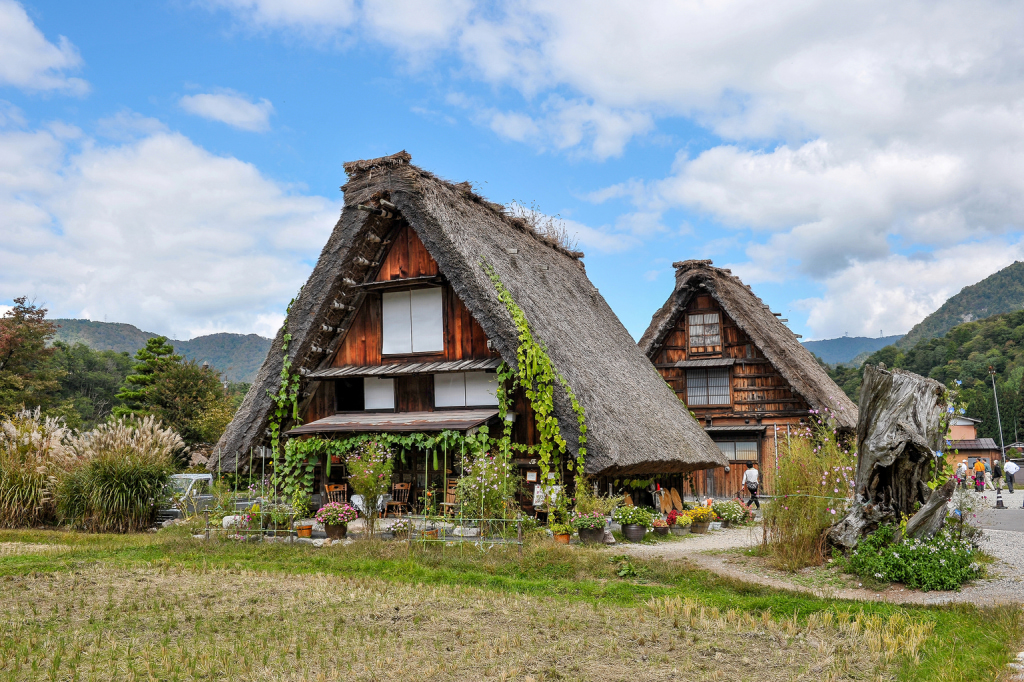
left=51, top=319, right=271, bottom=383
left=801, top=335, right=904, bottom=365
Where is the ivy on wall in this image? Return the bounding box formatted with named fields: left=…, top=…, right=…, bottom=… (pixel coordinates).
left=267, top=295, right=302, bottom=495
left=482, top=260, right=587, bottom=487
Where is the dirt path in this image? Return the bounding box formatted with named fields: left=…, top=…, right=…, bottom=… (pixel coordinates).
left=610, top=525, right=1024, bottom=606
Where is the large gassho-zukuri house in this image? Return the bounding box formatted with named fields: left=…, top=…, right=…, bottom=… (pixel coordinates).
left=639, top=259, right=857, bottom=498
left=213, top=152, right=726, bottom=508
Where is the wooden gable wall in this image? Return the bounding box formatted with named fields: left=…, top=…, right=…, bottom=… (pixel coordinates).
left=653, top=294, right=809, bottom=417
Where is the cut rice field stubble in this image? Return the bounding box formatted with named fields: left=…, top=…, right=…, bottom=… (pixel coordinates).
left=1, top=564, right=915, bottom=682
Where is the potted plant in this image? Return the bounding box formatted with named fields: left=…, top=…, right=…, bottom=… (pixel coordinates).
left=714, top=500, right=745, bottom=528
left=652, top=519, right=670, bottom=536
left=612, top=506, right=654, bottom=543
left=668, top=509, right=691, bottom=535
left=315, top=501, right=358, bottom=540
left=389, top=518, right=414, bottom=539
left=550, top=523, right=573, bottom=544
left=687, top=506, right=713, bottom=534
left=571, top=511, right=606, bottom=544
left=292, top=490, right=314, bottom=538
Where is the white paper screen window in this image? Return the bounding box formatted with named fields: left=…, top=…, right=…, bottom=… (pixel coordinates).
left=433, top=373, right=466, bottom=408
left=716, top=442, right=735, bottom=459
left=735, top=442, right=758, bottom=461
left=381, top=291, right=412, bottom=355
left=464, top=372, right=498, bottom=406
left=363, top=377, right=395, bottom=410
left=410, top=287, right=443, bottom=352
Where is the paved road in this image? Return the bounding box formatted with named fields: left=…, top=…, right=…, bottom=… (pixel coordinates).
left=971, top=490, right=1024, bottom=531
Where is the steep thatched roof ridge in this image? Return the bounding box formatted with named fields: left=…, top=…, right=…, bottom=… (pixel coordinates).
left=638, top=260, right=858, bottom=429
left=213, top=151, right=727, bottom=476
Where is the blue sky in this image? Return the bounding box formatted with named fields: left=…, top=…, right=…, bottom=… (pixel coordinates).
left=3, top=0, right=1024, bottom=342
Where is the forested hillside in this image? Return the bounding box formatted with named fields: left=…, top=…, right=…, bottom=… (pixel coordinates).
left=52, top=319, right=271, bottom=382
left=828, top=310, right=1024, bottom=444
left=898, top=261, right=1024, bottom=349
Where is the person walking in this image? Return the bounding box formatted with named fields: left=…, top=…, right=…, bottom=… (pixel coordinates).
left=1005, top=459, right=1019, bottom=494
left=993, top=460, right=1003, bottom=492
left=956, top=460, right=968, bottom=488
left=742, top=462, right=760, bottom=510
left=973, top=459, right=986, bottom=492
left=984, top=460, right=994, bottom=490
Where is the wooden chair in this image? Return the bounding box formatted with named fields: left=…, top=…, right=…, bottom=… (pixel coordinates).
left=384, top=483, right=411, bottom=517
left=325, top=483, right=348, bottom=505
left=438, top=481, right=458, bottom=515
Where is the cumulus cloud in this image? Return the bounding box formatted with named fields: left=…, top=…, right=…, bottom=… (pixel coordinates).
left=0, top=114, right=339, bottom=339
left=179, top=91, right=274, bottom=132
left=0, top=0, right=88, bottom=94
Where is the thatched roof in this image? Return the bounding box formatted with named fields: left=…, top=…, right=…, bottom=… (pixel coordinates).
left=638, top=260, right=858, bottom=429
left=213, top=152, right=727, bottom=476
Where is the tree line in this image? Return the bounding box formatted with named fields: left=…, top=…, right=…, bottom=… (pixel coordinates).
left=0, top=298, right=248, bottom=445
left=826, top=309, right=1024, bottom=448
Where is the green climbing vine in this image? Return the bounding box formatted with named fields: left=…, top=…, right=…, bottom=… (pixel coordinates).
left=482, top=260, right=587, bottom=490
left=267, top=295, right=303, bottom=496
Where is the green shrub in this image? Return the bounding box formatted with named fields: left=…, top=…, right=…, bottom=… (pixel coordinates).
left=763, top=408, right=855, bottom=570
left=0, top=409, right=75, bottom=527
left=842, top=524, right=981, bottom=591
left=58, top=416, right=181, bottom=532
left=612, top=505, right=654, bottom=527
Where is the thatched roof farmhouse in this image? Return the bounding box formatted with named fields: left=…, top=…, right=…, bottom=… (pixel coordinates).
left=639, top=259, right=857, bottom=496
left=213, top=152, right=726, bottom=485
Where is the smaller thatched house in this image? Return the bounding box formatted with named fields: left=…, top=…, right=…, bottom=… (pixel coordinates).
left=213, top=152, right=726, bottom=508
left=639, top=260, right=858, bottom=497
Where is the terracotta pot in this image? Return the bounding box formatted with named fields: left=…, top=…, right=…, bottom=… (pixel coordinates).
left=296, top=525, right=313, bottom=538
left=622, top=524, right=647, bottom=543
left=330, top=455, right=341, bottom=464
left=690, top=521, right=710, bottom=534
left=554, top=533, right=571, bottom=545
left=325, top=523, right=347, bottom=540
left=577, top=527, right=605, bottom=544
left=654, top=526, right=669, bottom=536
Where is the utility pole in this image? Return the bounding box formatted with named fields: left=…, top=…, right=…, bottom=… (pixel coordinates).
left=989, top=366, right=1007, bottom=459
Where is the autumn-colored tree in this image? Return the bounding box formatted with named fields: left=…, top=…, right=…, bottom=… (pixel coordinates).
left=0, top=298, right=62, bottom=416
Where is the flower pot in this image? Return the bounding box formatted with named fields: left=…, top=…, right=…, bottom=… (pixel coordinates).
left=330, top=455, right=341, bottom=464
left=554, top=533, right=571, bottom=545
left=296, top=525, right=313, bottom=538
left=578, top=527, right=605, bottom=544
left=670, top=526, right=690, bottom=536
left=622, top=524, right=647, bottom=543
left=325, top=523, right=347, bottom=540
left=691, top=521, right=710, bottom=534
left=709, top=521, right=722, bottom=531
left=721, top=519, right=731, bottom=528
left=654, top=526, right=669, bottom=536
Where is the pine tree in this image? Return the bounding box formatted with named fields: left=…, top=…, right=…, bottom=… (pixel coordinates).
left=113, top=337, right=181, bottom=419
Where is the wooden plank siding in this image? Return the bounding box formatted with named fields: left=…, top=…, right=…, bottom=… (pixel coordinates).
left=646, top=294, right=812, bottom=496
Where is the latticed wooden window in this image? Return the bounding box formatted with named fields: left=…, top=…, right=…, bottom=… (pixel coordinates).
left=688, top=312, right=721, bottom=350
left=686, top=368, right=730, bottom=405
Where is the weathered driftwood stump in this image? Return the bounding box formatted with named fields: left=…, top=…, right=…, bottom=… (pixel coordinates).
left=829, top=365, right=952, bottom=550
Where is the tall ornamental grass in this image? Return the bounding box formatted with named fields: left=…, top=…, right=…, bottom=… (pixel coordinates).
left=0, top=409, right=76, bottom=527
left=763, top=408, right=856, bottom=570
left=58, top=416, right=182, bottom=532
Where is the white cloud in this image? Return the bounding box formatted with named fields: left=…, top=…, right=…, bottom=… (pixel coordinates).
left=179, top=91, right=274, bottom=132
left=204, top=0, right=357, bottom=36
left=0, top=0, right=87, bottom=94
left=0, top=114, right=339, bottom=339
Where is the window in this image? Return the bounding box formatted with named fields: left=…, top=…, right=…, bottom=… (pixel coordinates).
left=382, top=288, right=444, bottom=354
left=363, top=377, right=395, bottom=410
left=715, top=441, right=758, bottom=461
left=434, top=372, right=499, bottom=407
left=688, top=312, right=721, bottom=350
left=335, top=377, right=365, bottom=411
left=686, top=368, right=730, bottom=405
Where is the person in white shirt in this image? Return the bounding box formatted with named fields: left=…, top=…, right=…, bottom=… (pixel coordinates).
left=742, top=462, right=760, bottom=510
left=1005, top=460, right=1019, bottom=494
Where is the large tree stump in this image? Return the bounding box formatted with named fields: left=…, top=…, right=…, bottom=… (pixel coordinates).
left=828, top=365, right=947, bottom=550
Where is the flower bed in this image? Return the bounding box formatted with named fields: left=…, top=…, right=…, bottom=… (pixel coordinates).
left=842, top=524, right=981, bottom=591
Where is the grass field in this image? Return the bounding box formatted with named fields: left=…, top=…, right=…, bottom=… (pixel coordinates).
left=0, top=528, right=1020, bottom=682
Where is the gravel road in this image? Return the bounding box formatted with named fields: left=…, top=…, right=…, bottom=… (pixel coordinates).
left=611, top=524, right=1024, bottom=605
